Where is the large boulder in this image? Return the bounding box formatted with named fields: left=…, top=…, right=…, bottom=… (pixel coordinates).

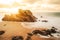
left=2, top=9, right=37, bottom=22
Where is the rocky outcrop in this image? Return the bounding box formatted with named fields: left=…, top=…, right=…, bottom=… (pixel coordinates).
left=2, top=9, right=37, bottom=22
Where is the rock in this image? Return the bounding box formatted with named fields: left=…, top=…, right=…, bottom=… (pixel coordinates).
left=12, top=36, right=23, bottom=40
left=26, top=36, right=31, bottom=40
left=42, top=20, right=48, bottom=22
left=27, top=33, right=33, bottom=36
left=41, top=16, right=43, bottom=18
left=0, top=31, right=5, bottom=35
left=2, top=9, right=37, bottom=22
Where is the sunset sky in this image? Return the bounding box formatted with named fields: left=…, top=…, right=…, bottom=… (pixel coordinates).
left=0, top=0, right=60, bottom=21
left=0, top=0, right=60, bottom=12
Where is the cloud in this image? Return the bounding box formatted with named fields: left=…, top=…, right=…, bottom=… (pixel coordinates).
left=22, top=0, right=60, bottom=4
left=0, top=0, right=60, bottom=12
left=23, top=0, right=40, bottom=4
left=48, top=0, right=60, bottom=4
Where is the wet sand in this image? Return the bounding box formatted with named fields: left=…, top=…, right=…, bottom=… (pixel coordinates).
left=0, top=12, right=60, bottom=40
left=0, top=21, right=59, bottom=40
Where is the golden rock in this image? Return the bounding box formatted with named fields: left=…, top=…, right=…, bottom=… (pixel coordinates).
left=2, top=9, right=37, bottom=22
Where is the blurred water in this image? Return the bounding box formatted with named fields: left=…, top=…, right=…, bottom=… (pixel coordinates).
left=0, top=12, right=60, bottom=40
left=23, top=12, right=60, bottom=29
left=20, top=12, right=60, bottom=38
left=0, top=12, right=60, bottom=29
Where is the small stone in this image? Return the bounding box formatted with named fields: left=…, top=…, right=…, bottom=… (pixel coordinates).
left=39, top=20, right=40, bottom=21
left=41, top=16, right=43, bottom=18
left=27, top=33, right=33, bottom=36
left=42, top=20, right=48, bottom=22
left=3, top=24, right=6, bottom=26
left=0, top=31, right=5, bottom=35
left=57, top=35, right=60, bottom=36
left=32, top=30, right=40, bottom=35
left=12, top=36, right=23, bottom=40
left=26, top=36, right=31, bottom=40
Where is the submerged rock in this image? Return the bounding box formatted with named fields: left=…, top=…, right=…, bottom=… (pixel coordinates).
left=42, top=20, right=48, bottom=22
left=12, top=36, right=23, bottom=40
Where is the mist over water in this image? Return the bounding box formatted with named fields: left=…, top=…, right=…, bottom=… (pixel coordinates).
left=0, top=12, right=60, bottom=29
left=23, top=12, right=60, bottom=29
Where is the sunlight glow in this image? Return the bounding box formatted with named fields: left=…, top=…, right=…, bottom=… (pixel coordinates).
left=0, top=0, right=59, bottom=15
left=41, top=0, right=50, bottom=8
left=0, top=8, right=19, bottom=15
left=0, top=0, right=60, bottom=22
left=0, top=0, right=23, bottom=5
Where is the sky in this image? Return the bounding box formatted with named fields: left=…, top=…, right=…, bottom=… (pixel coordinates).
left=0, top=0, right=60, bottom=21
left=0, top=0, right=60, bottom=12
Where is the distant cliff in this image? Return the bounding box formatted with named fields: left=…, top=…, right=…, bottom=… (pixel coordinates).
left=2, top=9, right=37, bottom=22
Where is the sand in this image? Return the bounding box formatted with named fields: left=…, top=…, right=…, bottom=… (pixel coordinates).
left=0, top=21, right=59, bottom=40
